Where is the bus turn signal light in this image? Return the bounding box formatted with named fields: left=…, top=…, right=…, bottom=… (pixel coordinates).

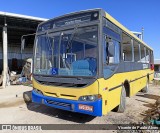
left=98, top=94, right=102, bottom=99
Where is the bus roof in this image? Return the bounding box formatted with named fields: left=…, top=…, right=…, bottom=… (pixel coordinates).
left=105, top=11, right=153, bottom=50
left=36, top=8, right=153, bottom=51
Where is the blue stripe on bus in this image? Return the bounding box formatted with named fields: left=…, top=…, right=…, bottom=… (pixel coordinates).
left=32, top=90, right=102, bottom=116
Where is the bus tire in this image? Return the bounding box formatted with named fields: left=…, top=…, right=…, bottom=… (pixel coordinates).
left=115, top=86, right=126, bottom=113
left=23, top=91, right=32, bottom=103
left=141, top=79, right=149, bottom=93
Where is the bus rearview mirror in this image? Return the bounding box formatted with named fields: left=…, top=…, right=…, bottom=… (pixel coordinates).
left=108, top=42, right=115, bottom=57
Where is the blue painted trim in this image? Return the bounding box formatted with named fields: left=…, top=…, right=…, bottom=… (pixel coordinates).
left=32, top=90, right=102, bottom=116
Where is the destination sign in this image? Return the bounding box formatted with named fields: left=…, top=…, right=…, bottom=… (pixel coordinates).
left=38, top=11, right=99, bottom=32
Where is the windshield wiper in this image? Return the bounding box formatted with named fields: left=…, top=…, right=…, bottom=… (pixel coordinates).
left=58, top=32, right=64, bottom=68
left=45, top=25, right=79, bottom=69
left=66, top=25, right=79, bottom=52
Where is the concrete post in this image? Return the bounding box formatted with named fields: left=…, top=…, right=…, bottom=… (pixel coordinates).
left=2, top=26, right=8, bottom=88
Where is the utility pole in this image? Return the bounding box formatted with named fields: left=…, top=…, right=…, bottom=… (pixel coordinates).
left=131, top=27, right=144, bottom=41
left=141, top=27, right=144, bottom=41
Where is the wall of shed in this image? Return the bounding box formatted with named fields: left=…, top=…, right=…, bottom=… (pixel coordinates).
left=154, top=64, right=160, bottom=72
left=0, top=42, right=33, bottom=73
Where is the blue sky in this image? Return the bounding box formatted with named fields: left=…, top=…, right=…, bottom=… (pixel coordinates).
left=0, top=0, right=159, bottom=58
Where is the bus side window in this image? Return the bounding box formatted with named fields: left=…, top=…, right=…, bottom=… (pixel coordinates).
left=140, top=45, right=146, bottom=63
left=150, top=50, right=154, bottom=64
left=146, top=48, right=150, bottom=63
left=133, top=40, right=141, bottom=62
left=103, top=36, right=120, bottom=79
left=122, top=33, right=133, bottom=62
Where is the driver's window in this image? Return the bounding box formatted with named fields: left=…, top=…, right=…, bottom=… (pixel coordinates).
left=112, top=39, right=120, bottom=63
left=103, top=36, right=120, bottom=79
left=105, top=37, right=120, bottom=64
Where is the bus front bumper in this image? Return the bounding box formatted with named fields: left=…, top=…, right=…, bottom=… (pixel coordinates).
left=32, top=90, right=102, bottom=116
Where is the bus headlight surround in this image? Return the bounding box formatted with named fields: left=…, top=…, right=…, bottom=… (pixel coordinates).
left=79, top=94, right=101, bottom=101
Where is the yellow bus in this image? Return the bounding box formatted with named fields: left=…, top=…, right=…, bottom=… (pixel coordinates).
left=31, top=9, right=154, bottom=116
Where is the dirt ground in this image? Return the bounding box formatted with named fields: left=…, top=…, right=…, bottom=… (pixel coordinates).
left=0, top=83, right=160, bottom=132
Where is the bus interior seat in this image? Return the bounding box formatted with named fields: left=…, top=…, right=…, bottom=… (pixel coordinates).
left=59, top=59, right=97, bottom=76
left=71, top=60, right=93, bottom=76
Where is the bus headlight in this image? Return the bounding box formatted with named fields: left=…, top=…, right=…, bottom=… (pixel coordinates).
left=93, top=13, right=98, bottom=18
left=81, top=96, right=87, bottom=101
left=88, top=95, right=96, bottom=101
left=79, top=94, right=101, bottom=101
left=33, top=88, right=43, bottom=95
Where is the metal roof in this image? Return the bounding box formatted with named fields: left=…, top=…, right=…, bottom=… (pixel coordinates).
left=0, top=11, right=48, bottom=46
left=0, top=11, right=48, bottom=21
left=154, top=59, right=160, bottom=65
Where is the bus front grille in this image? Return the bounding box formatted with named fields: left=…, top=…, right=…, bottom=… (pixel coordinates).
left=46, top=100, right=72, bottom=110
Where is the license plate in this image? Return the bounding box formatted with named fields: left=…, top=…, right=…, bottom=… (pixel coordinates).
left=78, top=104, right=93, bottom=112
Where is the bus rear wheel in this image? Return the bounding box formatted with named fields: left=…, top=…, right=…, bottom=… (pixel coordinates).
left=114, top=86, right=126, bottom=113
left=141, top=79, right=149, bottom=93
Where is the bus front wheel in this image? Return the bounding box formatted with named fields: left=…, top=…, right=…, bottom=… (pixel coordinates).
left=114, top=86, right=126, bottom=113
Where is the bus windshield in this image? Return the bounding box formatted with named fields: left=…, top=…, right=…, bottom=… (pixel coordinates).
left=34, top=25, right=98, bottom=77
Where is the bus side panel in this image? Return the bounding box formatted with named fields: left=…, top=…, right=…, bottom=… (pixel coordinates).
left=99, top=71, right=137, bottom=115
left=98, top=75, right=122, bottom=115
left=98, top=69, right=154, bottom=115
left=149, top=70, right=154, bottom=82
left=130, top=71, right=142, bottom=96
left=106, top=86, right=122, bottom=112
left=131, top=76, right=146, bottom=96
left=130, top=70, right=146, bottom=96
left=97, top=78, right=109, bottom=115
left=131, top=69, right=154, bottom=96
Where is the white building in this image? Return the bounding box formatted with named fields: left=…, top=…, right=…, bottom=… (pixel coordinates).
left=154, top=59, right=160, bottom=72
